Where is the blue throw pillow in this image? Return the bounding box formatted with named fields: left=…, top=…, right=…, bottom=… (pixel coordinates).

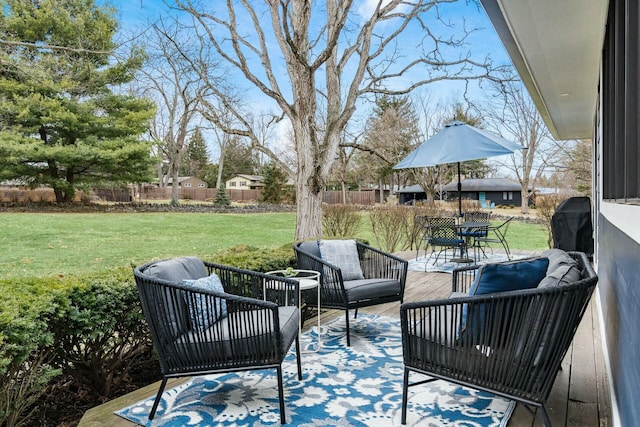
left=461, top=257, right=549, bottom=342
left=182, top=273, right=227, bottom=332
left=468, top=257, right=550, bottom=296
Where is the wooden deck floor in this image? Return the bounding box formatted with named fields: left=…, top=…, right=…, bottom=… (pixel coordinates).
left=79, top=251, right=611, bottom=427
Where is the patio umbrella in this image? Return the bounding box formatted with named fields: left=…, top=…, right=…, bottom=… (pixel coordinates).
left=393, top=120, right=524, bottom=216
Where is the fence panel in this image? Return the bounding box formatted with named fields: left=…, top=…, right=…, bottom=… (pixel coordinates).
left=322, top=191, right=376, bottom=205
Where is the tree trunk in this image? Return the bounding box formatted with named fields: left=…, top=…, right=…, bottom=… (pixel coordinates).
left=170, top=161, right=180, bottom=206
left=521, top=188, right=530, bottom=214
left=295, top=179, right=323, bottom=241
left=340, top=181, right=347, bottom=204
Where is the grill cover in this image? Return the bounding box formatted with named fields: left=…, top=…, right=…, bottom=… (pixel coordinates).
left=551, top=196, right=594, bottom=255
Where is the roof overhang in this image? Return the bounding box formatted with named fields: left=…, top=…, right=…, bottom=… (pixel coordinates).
left=480, top=0, right=609, bottom=140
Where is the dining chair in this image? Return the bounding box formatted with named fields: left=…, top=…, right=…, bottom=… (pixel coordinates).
left=473, top=216, right=514, bottom=260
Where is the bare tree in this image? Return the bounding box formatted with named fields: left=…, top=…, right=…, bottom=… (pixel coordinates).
left=139, top=20, right=203, bottom=205
left=557, top=139, right=593, bottom=195
left=174, top=0, right=507, bottom=239
left=486, top=81, right=560, bottom=214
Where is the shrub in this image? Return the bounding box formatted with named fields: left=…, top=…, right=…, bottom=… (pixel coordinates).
left=536, top=194, right=570, bottom=247
left=211, top=244, right=296, bottom=272
left=46, top=268, right=153, bottom=398
left=0, top=278, right=63, bottom=427
left=322, top=204, right=361, bottom=238
left=369, top=206, right=413, bottom=253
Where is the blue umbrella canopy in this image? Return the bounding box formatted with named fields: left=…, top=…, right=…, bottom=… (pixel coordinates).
left=393, top=120, right=524, bottom=215
left=393, top=120, right=523, bottom=169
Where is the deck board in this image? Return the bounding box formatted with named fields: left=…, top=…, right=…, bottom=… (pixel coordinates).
left=79, top=251, right=610, bottom=427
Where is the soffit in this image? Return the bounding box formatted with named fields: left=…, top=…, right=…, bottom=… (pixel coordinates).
left=480, top=0, right=609, bottom=140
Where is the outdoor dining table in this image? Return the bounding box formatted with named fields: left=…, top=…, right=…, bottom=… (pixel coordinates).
left=450, top=221, right=491, bottom=263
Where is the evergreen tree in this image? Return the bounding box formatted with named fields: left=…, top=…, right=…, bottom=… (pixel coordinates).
left=0, top=0, right=155, bottom=203
left=260, top=162, right=288, bottom=204
left=220, top=137, right=257, bottom=183
left=213, top=183, right=231, bottom=206
left=182, top=128, right=209, bottom=177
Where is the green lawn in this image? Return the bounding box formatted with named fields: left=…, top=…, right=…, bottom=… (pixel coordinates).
left=0, top=211, right=549, bottom=279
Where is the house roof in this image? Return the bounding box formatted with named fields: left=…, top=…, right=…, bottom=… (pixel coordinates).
left=480, top=0, right=607, bottom=140
left=396, top=184, right=425, bottom=194
left=167, top=176, right=205, bottom=184
left=228, top=174, right=263, bottom=182
left=443, top=178, right=521, bottom=192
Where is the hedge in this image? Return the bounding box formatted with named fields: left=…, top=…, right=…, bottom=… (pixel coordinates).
left=0, top=244, right=296, bottom=426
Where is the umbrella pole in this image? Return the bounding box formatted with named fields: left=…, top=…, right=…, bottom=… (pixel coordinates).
left=457, top=162, right=462, bottom=216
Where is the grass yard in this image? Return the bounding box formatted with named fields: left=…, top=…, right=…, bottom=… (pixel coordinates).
left=0, top=211, right=549, bottom=279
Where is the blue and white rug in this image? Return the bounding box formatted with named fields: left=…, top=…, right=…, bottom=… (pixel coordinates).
left=116, top=315, right=515, bottom=426
left=408, top=252, right=524, bottom=273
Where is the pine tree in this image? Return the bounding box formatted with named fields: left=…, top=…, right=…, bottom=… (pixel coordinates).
left=0, top=0, right=155, bottom=203
left=182, top=129, right=209, bottom=176
left=213, top=184, right=231, bottom=206
left=260, top=162, right=288, bottom=204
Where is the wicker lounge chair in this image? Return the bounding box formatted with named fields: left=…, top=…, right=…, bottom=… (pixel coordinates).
left=133, top=257, right=302, bottom=424
left=294, top=240, right=408, bottom=346
left=400, top=251, right=598, bottom=426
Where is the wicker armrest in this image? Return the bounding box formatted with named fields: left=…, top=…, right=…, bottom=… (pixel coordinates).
left=205, top=261, right=300, bottom=307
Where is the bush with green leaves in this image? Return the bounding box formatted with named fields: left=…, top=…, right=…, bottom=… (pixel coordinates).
left=0, top=245, right=296, bottom=426
left=0, top=278, right=63, bottom=427
left=46, top=268, right=153, bottom=398
left=1, top=270, right=153, bottom=426
left=211, top=244, right=296, bottom=272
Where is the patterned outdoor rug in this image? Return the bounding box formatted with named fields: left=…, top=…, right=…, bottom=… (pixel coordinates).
left=408, top=252, right=524, bottom=273
left=115, top=314, right=515, bottom=426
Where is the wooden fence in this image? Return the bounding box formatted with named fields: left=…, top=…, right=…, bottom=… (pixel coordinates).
left=2, top=185, right=378, bottom=205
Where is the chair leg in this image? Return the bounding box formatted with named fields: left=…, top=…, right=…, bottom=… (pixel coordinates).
left=295, top=335, right=302, bottom=380
left=345, top=310, right=351, bottom=346
left=149, top=377, right=168, bottom=420
left=537, top=404, right=552, bottom=427
left=401, top=368, right=409, bottom=425
left=354, top=308, right=359, bottom=318
left=277, top=366, right=286, bottom=424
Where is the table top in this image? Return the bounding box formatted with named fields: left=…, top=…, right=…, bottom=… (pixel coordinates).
left=265, top=269, right=320, bottom=291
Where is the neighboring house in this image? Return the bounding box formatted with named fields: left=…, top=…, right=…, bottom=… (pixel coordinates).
left=442, top=178, right=523, bottom=207
left=396, top=184, right=428, bottom=205
left=225, top=174, right=264, bottom=190
left=396, top=178, right=522, bottom=207
left=167, top=176, right=208, bottom=188
left=481, top=0, right=637, bottom=425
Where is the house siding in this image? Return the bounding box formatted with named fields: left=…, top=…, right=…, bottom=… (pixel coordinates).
left=595, top=1, right=640, bottom=425
left=597, top=216, right=640, bottom=426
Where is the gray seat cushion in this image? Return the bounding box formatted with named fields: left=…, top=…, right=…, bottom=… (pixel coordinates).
left=175, top=306, right=299, bottom=364
left=343, top=278, right=401, bottom=302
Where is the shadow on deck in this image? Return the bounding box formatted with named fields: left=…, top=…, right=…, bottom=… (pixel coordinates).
left=79, top=250, right=610, bottom=427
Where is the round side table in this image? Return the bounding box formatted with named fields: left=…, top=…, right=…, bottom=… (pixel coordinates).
left=265, top=269, right=321, bottom=352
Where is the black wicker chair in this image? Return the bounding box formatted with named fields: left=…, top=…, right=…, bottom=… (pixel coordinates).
left=400, top=251, right=598, bottom=426
left=133, top=257, right=302, bottom=424
left=294, top=240, right=408, bottom=346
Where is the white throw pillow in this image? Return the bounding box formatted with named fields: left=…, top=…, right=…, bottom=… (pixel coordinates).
left=319, top=239, right=365, bottom=281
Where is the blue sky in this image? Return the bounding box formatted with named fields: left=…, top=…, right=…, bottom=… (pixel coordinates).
left=104, top=1, right=514, bottom=159
left=108, top=0, right=512, bottom=99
